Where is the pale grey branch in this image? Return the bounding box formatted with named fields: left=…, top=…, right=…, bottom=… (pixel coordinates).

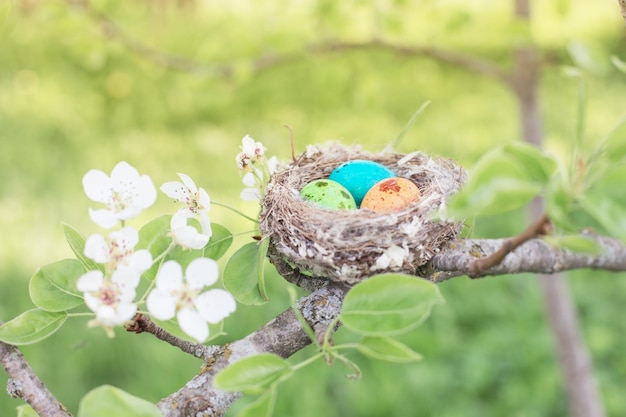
left=0, top=326, right=72, bottom=417
left=428, top=234, right=626, bottom=282
left=157, top=284, right=348, bottom=417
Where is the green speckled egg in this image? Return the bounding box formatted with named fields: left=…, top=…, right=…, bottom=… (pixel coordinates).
left=300, top=179, right=357, bottom=210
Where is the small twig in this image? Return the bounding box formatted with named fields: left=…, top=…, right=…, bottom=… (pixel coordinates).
left=0, top=323, right=73, bottom=417
left=469, top=213, right=551, bottom=277
left=284, top=124, right=296, bottom=162
left=620, top=0, right=626, bottom=25
left=65, top=0, right=513, bottom=85
left=127, top=314, right=219, bottom=361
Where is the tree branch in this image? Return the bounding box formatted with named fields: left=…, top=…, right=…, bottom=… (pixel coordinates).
left=619, top=0, right=626, bottom=25
left=468, top=213, right=551, bottom=277
left=126, top=314, right=222, bottom=361
left=307, top=39, right=512, bottom=86
left=154, top=232, right=625, bottom=416
left=0, top=324, right=73, bottom=417
left=66, top=0, right=512, bottom=86
left=156, top=283, right=348, bottom=417
left=428, top=233, right=626, bottom=282
left=3, top=231, right=624, bottom=417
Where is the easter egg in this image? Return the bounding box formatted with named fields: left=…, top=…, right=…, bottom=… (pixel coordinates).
left=300, top=179, right=357, bottom=210
left=329, top=160, right=397, bottom=206
left=360, top=177, right=421, bottom=213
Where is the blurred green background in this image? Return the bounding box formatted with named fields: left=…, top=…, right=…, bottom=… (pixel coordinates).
left=1, top=0, right=625, bottom=416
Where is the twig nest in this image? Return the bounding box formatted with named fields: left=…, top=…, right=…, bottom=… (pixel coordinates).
left=259, top=143, right=467, bottom=285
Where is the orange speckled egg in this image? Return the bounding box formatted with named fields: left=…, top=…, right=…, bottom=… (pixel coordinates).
left=360, top=177, right=421, bottom=213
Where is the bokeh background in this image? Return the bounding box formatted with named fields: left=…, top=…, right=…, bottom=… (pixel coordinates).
left=1, top=1, right=625, bottom=416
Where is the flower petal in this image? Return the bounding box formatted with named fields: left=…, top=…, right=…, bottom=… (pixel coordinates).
left=135, top=175, right=157, bottom=209
left=242, top=172, right=257, bottom=187
left=115, top=302, right=138, bottom=323
left=178, top=173, right=198, bottom=194
left=196, top=212, right=213, bottom=238
left=111, top=227, right=140, bottom=249
left=129, top=249, right=152, bottom=273
left=161, top=181, right=189, bottom=202
left=197, top=188, right=211, bottom=211
left=196, top=289, right=237, bottom=324
left=111, top=267, right=140, bottom=299
left=82, top=169, right=112, bottom=203
left=241, top=135, right=256, bottom=155
left=185, top=257, right=218, bottom=289
left=77, top=270, right=104, bottom=292
left=267, top=156, right=279, bottom=174
left=177, top=308, right=209, bottom=342
left=147, top=289, right=177, bottom=320
left=84, top=234, right=109, bottom=264
left=88, top=208, right=119, bottom=229
left=171, top=212, right=209, bottom=249
left=240, top=188, right=261, bottom=201
left=83, top=293, right=102, bottom=313
left=155, top=260, right=183, bottom=293
left=110, top=161, right=140, bottom=184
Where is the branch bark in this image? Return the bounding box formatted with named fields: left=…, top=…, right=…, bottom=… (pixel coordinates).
left=0, top=325, right=72, bottom=417
left=154, top=234, right=625, bottom=416
left=619, top=0, right=626, bottom=25
left=156, top=283, right=348, bottom=417
left=3, top=233, right=624, bottom=417
left=429, top=234, right=626, bottom=282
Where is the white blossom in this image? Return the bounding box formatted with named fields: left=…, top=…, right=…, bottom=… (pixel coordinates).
left=77, top=268, right=139, bottom=335
left=82, top=161, right=157, bottom=229
left=236, top=135, right=266, bottom=171
left=239, top=155, right=278, bottom=201
left=170, top=209, right=210, bottom=250
left=84, top=227, right=152, bottom=273
left=161, top=173, right=212, bottom=237
left=146, top=258, right=236, bottom=342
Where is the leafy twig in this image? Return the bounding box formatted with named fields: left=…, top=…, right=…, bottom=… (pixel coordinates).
left=127, top=314, right=219, bottom=360
left=428, top=232, right=626, bottom=282
left=468, top=213, right=551, bottom=277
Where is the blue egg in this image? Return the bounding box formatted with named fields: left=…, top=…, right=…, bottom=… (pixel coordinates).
left=329, top=160, right=397, bottom=206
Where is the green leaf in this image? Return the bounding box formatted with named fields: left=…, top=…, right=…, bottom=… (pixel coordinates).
left=204, top=223, right=233, bottom=260
left=214, top=353, right=293, bottom=395
left=29, top=259, right=85, bottom=312
left=579, top=165, right=626, bottom=240
left=449, top=177, right=541, bottom=218
left=611, top=55, right=626, bottom=74
left=138, top=215, right=172, bottom=280
left=63, top=224, right=102, bottom=272
left=357, top=336, right=423, bottom=363
left=0, top=309, right=67, bottom=345
left=341, top=274, right=444, bottom=336
left=447, top=147, right=542, bottom=218
left=77, top=385, right=161, bottom=417
left=567, top=40, right=610, bottom=75
left=223, top=240, right=270, bottom=305
left=503, top=142, right=558, bottom=183
left=545, top=175, right=574, bottom=230
left=236, top=389, right=277, bottom=417
left=16, top=405, right=38, bottom=417
left=542, top=235, right=602, bottom=254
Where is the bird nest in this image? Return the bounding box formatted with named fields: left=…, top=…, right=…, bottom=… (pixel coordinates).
left=259, top=143, right=467, bottom=285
